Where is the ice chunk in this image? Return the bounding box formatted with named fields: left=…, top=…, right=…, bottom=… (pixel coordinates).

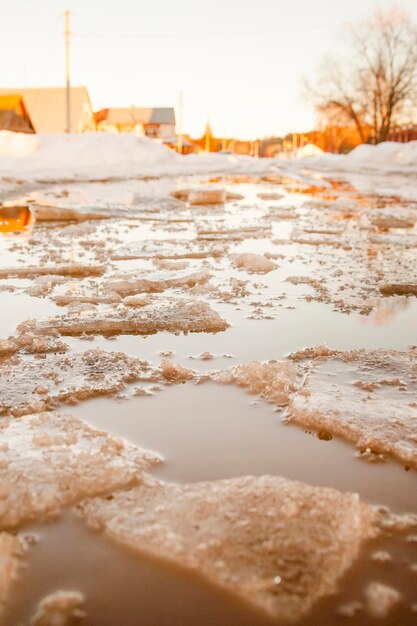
left=0, top=264, right=105, bottom=278
left=0, top=533, right=25, bottom=618
left=257, top=192, right=285, bottom=201
left=106, top=271, right=212, bottom=297
left=188, top=189, right=227, bottom=205
left=77, top=475, right=375, bottom=622
left=29, top=590, right=85, bottom=626
left=0, top=334, right=67, bottom=358
left=0, top=411, right=160, bottom=528
left=365, top=582, right=401, bottom=618
left=158, top=359, right=195, bottom=383
left=213, top=361, right=299, bottom=406
left=18, top=299, right=229, bottom=337
left=379, top=283, right=417, bottom=297
left=0, top=349, right=149, bottom=417
left=232, top=253, right=277, bottom=274
left=289, top=348, right=417, bottom=467
left=111, top=240, right=225, bottom=261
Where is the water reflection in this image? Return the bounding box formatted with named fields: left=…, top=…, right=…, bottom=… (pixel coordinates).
left=0, top=205, right=32, bottom=235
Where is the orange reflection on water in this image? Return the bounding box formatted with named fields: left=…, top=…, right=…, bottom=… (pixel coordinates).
left=0, top=206, right=33, bottom=235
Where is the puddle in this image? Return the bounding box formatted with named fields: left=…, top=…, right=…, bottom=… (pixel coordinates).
left=71, top=383, right=417, bottom=513
left=1, top=175, right=417, bottom=624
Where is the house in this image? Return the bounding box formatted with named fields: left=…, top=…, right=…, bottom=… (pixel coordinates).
left=0, top=87, right=95, bottom=133
left=0, top=95, right=35, bottom=133
left=94, top=107, right=176, bottom=139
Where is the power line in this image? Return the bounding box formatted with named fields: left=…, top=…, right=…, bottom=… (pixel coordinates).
left=73, top=23, right=338, bottom=40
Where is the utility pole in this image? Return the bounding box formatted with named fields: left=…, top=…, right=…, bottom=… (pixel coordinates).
left=177, top=91, right=183, bottom=154
left=65, top=10, right=71, bottom=134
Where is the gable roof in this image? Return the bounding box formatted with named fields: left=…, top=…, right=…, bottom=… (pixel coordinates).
left=95, top=107, right=175, bottom=126
left=0, top=95, right=35, bottom=133
left=0, top=87, right=93, bottom=133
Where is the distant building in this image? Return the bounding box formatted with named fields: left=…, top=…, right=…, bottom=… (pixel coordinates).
left=0, top=94, right=35, bottom=133
left=387, top=125, right=417, bottom=142
left=0, top=87, right=95, bottom=133
left=94, top=107, right=176, bottom=139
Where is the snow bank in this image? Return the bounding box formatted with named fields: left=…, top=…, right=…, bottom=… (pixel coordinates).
left=0, top=131, right=415, bottom=187
left=0, top=131, right=179, bottom=181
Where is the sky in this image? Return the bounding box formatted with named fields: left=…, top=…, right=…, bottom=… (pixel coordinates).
left=0, top=0, right=416, bottom=139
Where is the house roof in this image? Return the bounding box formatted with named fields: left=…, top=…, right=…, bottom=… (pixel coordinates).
left=0, top=95, right=35, bottom=133
left=95, top=107, right=175, bottom=126
left=0, top=87, right=93, bottom=133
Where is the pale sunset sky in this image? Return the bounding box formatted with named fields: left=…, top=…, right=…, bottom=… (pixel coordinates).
left=1, top=0, right=416, bottom=138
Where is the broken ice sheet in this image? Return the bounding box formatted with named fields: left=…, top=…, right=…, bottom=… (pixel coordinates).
left=105, top=270, right=212, bottom=297
left=0, top=533, right=25, bottom=619
left=0, top=411, right=160, bottom=529
left=0, top=264, right=105, bottom=279
left=111, top=239, right=227, bottom=261
left=231, top=253, right=277, bottom=274
left=0, top=348, right=149, bottom=417
left=17, top=298, right=229, bottom=337
left=77, top=475, right=375, bottom=623
left=28, top=590, right=86, bottom=626
left=289, top=348, right=417, bottom=468
left=212, top=361, right=300, bottom=406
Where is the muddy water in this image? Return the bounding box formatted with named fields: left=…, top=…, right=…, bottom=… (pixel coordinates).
left=5, top=385, right=417, bottom=626
left=1, top=176, right=417, bottom=625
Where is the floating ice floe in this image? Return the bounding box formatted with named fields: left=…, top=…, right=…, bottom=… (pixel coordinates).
left=17, top=299, right=229, bottom=337
left=105, top=270, right=212, bottom=297
left=365, top=582, right=402, bottom=618
left=111, top=240, right=226, bottom=261
left=0, top=349, right=149, bottom=416
left=0, top=334, right=67, bottom=358
left=0, top=264, right=105, bottom=279
left=77, top=474, right=375, bottom=622
left=379, top=283, right=417, bottom=297
left=29, top=590, right=86, bottom=626
left=231, top=253, right=277, bottom=274
left=289, top=348, right=417, bottom=468
left=0, top=411, right=160, bottom=528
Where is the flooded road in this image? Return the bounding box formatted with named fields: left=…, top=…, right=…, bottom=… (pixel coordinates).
left=0, top=175, right=416, bottom=625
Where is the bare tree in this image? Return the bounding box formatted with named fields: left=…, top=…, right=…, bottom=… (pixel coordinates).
left=306, top=7, right=417, bottom=144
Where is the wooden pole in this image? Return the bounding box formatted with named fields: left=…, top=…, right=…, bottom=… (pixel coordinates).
left=65, top=11, right=71, bottom=133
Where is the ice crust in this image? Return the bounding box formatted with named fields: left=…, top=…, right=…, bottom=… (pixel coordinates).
left=0, top=349, right=149, bottom=416
left=18, top=299, right=229, bottom=337
left=380, top=283, right=417, bottom=297
left=365, top=582, right=402, bottom=618
left=105, top=270, right=212, bottom=297
left=77, top=475, right=375, bottom=622
left=0, top=334, right=67, bottom=358
left=0, top=264, right=105, bottom=278
left=0, top=411, right=160, bottom=528
left=232, top=253, right=277, bottom=274
left=289, top=348, right=417, bottom=467
left=213, top=361, right=300, bottom=406
left=29, top=590, right=85, bottom=625
left=0, top=533, right=24, bottom=619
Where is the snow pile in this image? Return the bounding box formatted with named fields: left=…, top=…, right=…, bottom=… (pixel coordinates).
left=0, top=131, right=179, bottom=181
left=345, top=141, right=417, bottom=169
left=0, top=131, right=415, bottom=198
